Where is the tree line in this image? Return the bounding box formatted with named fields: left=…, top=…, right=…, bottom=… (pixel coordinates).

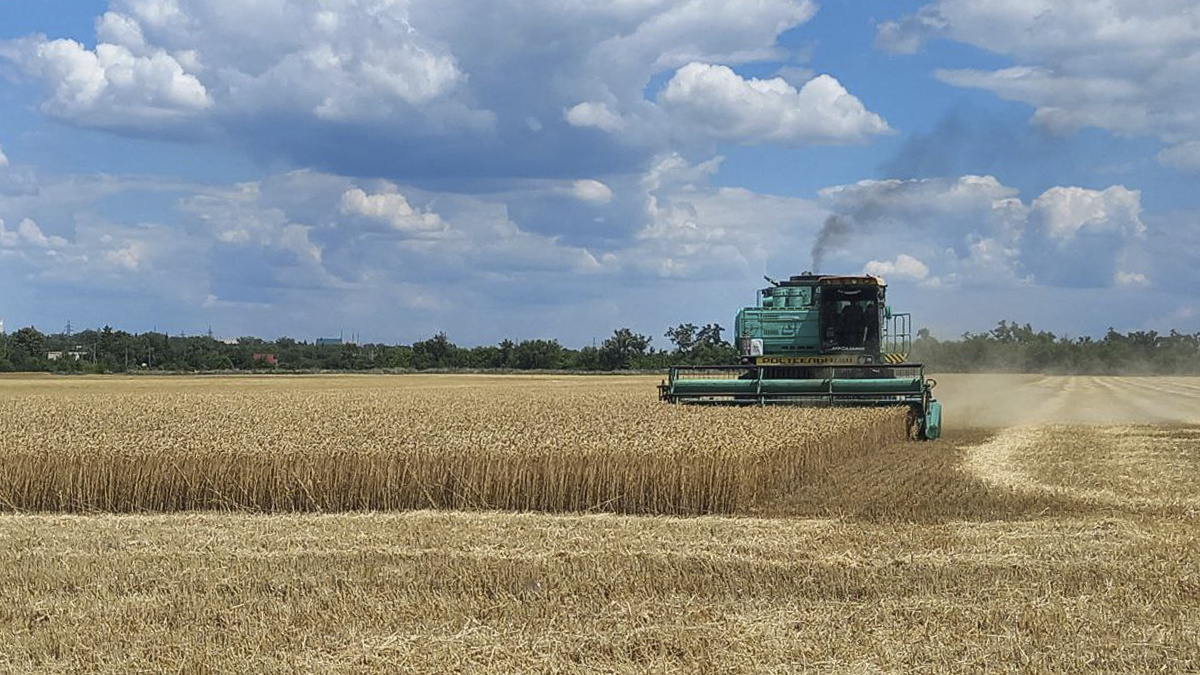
left=1, top=319, right=1197, bottom=375
left=911, top=321, right=1200, bottom=375
left=0, top=323, right=735, bottom=373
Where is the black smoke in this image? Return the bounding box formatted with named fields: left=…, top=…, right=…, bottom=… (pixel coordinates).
left=811, top=214, right=853, bottom=273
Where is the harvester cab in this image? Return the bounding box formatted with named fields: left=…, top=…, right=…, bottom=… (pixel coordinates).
left=658, top=273, right=941, bottom=440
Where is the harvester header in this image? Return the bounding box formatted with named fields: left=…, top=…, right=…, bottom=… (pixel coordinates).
left=659, top=273, right=941, bottom=440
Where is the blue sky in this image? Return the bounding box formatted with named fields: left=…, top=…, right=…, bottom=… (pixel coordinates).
left=1, top=0, right=1198, bottom=346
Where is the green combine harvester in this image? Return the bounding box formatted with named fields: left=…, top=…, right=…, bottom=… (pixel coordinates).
left=658, top=273, right=942, bottom=440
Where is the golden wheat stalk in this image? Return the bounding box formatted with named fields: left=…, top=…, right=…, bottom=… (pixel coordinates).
left=0, top=378, right=907, bottom=514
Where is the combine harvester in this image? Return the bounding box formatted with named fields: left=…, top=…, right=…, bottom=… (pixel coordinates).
left=659, top=273, right=942, bottom=440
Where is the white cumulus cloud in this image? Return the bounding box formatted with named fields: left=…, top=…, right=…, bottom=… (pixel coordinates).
left=0, top=143, right=8, bottom=167
left=863, top=254, right=930, bottom=282
left=340, top=187, right=446, bottom=236
left=0, top=36, right=210, bottom=128
left=1029, top=186, right=1144, bottom=243
left=103, top=242, right=146, bottom=271
left=0, top=0, right=476, bottom=136
left=817, top=176, right=1147, bottom=289
left=572, top=180, right=613, bottom=205
left=0, top=218, right=68, bottom=249
left=0, top=0, right=859, bottom=173
left=564, top=101, right=627, bottom=133
left=658, top=63, right=891, bottom=145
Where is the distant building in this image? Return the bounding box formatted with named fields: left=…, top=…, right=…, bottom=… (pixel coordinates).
left=46, top=350, right=87, bottom=361
left=252, top=353, right=278, bottom=366
left=316, top=338, right=343, bottom=346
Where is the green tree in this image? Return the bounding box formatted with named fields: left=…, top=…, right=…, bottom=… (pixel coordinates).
left=664, top=323, right=698, bottom=353
left=599, top=328, right=652, bottom=370
left=412, top=332, right=456, bottom=369
left=696, top=323, right=727, bottom=347
left=9, top=327, right=48, bottom=370
left=512, top=339, right=563, bottom=369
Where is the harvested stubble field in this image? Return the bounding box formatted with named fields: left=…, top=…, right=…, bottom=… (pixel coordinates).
left=2, top=373, right=1200, bottom=674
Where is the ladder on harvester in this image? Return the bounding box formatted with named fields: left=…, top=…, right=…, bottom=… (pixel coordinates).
left=882, top=312, right=912, bottom=364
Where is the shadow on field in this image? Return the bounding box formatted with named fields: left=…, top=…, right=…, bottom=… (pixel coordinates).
left=770, top=429, right=1089, bottom=523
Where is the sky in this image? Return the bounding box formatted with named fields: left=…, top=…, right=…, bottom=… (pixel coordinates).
left=0, top=0, right=1198, bottom=347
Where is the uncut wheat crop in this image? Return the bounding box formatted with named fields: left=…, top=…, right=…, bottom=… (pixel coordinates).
left=0, top=376, right=907, bottom=514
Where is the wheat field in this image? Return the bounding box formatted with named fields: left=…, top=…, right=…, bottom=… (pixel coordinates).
left=0, top=374, right=905, bottom=514
left=1, top=373, right=1198, bottom=673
